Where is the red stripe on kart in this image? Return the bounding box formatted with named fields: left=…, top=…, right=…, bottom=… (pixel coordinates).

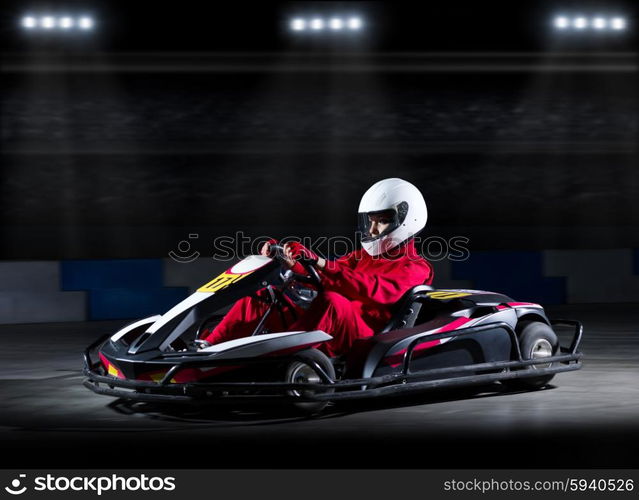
left=99, top=352, right=125, bottom=379
left=383, top=317, right=473, bottom=367
left=507, top=302, right=541, bottom=308
left=496, top=305, right=509, bottom=311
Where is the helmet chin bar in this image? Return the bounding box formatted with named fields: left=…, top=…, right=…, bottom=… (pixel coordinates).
left=361, top=234, right=409, bottom=257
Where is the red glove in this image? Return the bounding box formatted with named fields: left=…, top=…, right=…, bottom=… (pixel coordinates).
left=260, top=238, right=278, bottom=257
left=285, top=242, right=318, bottom=263
left=284, top=242, right=318, bottom=275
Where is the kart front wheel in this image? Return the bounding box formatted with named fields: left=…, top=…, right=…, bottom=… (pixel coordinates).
left=285, top=349, right=335, bottom=415
left=503, top=321, right=558, bottom=390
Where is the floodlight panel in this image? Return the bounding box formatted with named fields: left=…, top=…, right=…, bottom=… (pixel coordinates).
left=78, top=16, right=94, bottom=30
left=611, top=17, right=626, bottom=30
left=310, top=18, right=324, bottom=30
left=348, top=17, right=362, bottom=30
left=291, top=18, right=306, bottom=31
left=41, top=16, right=56, bottom=29
left=573, top=17, right=588, bottom=29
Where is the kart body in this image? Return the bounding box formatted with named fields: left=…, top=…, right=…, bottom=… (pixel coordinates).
left=84, top=253, right=583, bottom=410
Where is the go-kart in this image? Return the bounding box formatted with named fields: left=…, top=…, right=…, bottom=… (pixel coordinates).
left=83, top=245, right=583, bottom=414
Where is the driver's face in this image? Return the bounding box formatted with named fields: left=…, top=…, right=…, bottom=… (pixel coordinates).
left=368, top=213, right=393, bottom=237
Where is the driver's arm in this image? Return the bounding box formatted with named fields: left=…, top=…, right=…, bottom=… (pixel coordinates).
left=320, top=254, right=433, bottom=306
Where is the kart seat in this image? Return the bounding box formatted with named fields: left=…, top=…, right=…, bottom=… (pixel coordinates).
left=379, top=284, right=434, bottom=334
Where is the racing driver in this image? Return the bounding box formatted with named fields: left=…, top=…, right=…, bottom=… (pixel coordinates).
left=201, top=178, right=433, bottom=357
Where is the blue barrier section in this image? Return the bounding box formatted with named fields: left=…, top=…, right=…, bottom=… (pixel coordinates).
left=451, top=251, right=566, bottom=304
left=61, top=260, right=163, bottom=290
left=61, top=260, right=188, bottom=320
left=89, top=288, right=189, bottom=320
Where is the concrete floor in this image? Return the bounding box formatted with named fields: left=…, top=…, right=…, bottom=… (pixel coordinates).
left=1, top=303, right=638, bottom=468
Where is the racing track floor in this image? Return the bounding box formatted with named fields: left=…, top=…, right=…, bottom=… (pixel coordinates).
left=0, top=304, right=638, bottom=469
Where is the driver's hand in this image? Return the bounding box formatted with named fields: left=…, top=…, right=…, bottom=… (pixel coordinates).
left=260, top=238, right=278, bottom=257
left=284, top=242, right=319, bottom=263
left=283, top=242, right=321, bottom=273
left=282, top=243, right=299, bottom=269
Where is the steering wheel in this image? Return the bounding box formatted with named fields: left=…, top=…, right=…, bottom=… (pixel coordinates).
left=268, top=244, right=323, bottom=291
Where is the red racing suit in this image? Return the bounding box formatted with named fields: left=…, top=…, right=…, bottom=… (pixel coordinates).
left=202, top=240, right=433, bottom=357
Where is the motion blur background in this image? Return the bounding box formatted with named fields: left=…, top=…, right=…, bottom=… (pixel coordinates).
left=0, top=1, right=637, bottom=321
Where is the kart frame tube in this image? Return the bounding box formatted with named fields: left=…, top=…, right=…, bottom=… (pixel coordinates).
left=83, top=320, right=583, bottom=403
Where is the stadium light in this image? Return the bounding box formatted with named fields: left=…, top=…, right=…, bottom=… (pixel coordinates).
left=611, top=17, right=626, bottom=30
left=78, top=17, right=94, bottom=30
left=591, top=17, right=607, bottom=30
left=41, top=16, right=56, bottom=29
left=21, top=16, right=37, bottom=29
left=552, top=14, right=628, bottom=33
left=288, top=15, right=365, bottom=34
left=20, top=14, right=95, bottom=32
left=329, top=18, right=344, bottom=30
left=347, top=17, right=362, bottom=30
left=59, top=17, right=74, bottom=29
left=573, top=17, right=588, bottom=29
left=291, top=18, right=306, bottom=31
left=310, top=18, right=324, bottom=30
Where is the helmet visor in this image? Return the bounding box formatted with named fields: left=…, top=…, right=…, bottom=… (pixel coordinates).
left=359, top=208, right=401, bottom=243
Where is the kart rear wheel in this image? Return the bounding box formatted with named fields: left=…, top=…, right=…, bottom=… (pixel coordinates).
left=503, top=321, right=558, bottom=390
left=285, top=349, right=335, bottom=415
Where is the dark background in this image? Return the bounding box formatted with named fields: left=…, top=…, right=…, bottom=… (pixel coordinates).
left=1, top=1, right=637, bottom=259
left=0, top=0, right=638, bottom=472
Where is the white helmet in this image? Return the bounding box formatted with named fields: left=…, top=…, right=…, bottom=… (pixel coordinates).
left=358, top=178, right=427, bottom=256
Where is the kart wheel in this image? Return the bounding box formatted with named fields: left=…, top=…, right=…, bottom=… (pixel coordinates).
left=503, top=321, right=558, bottom=390
left=285, top=349, right=335, bottom=415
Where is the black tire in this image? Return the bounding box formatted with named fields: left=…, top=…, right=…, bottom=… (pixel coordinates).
left=503, top=321, right=558, bottom=390
left=285, top=349, right=335, bottom=415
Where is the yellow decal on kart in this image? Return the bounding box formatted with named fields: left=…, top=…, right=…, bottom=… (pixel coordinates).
left=197, top=271, right=249, bottom=293
left=427, top=291, right=472, bottom=300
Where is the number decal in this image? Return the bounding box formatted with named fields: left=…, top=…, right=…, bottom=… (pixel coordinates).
left=198, top=271, right=248, bottom=293
left=426, top=291, right=472, bottom=300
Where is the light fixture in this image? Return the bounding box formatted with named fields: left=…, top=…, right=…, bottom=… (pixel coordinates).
left=20, top=14, right=96, bottom=32
left=41, top=16, right=56, bottom=29
left=573, top=17, right=588, bottom=29
left=610, top=17, right=626, bottom=30
left=22, top=16, right=37, bottom=29
left=291, top=18, right=306, bottom=31
left=310, top=18, right=324, bottom=30
left=78, top=17, right=94, bottom=30
left=329, top=18, right=344, bottom=30
left=59, top=17, right=74, bottom=29
left=552, top=14, right=628, bottom=33
left=347, top=17, right=362, bottom=30
left=288, top=15, right=365, bottom=34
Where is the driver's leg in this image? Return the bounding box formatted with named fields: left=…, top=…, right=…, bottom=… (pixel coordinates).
left=290, top=291, right=373, bottom=357
left=201, top=289, right=297, bottom=345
